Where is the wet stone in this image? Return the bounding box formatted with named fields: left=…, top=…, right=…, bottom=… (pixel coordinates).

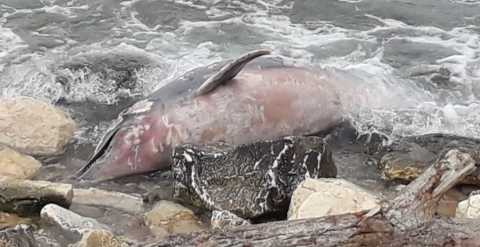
left=40, top=204, right=110, bottom=241
left=173, top=136, right=337, bottom=219
left=210, top=210, right=250, bottom=230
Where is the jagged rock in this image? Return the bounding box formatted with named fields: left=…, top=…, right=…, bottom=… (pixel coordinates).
left=173, top=136, right=336, bottom=218
left=72, top=230, right=123, bottom=247
left=456, top=191, right=480, bottom=219
left=377, top=133, right=480, bottom=185
left=0, top=177, right=73, bottom=216
left=210, top=210, right=250, bottom=230
left=287, top=178, right=379, bottom=220
left=143, top=200, right=205, bottom=238
left=0, top=145, right=41, bottom=179
left=0, top=97, right=76, bottom=156
left=0, top=225, right=36, bottom=247
left=72, top=188, right=144, bottom=214
left=0, top=212, right=32, bottom=229
left=40, top=204, right=110, bottom=241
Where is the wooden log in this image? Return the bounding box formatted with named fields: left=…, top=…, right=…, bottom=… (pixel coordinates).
left=72, top=188, right=144, bottom=214
left=0, top=177, right=73, bottom=216
left=140, top=149, right=480, bottom=247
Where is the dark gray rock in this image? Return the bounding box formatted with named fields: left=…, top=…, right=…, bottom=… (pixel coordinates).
left=0, top=225, right=37, bottom=247
left=172, top=136, right=337, bottom=219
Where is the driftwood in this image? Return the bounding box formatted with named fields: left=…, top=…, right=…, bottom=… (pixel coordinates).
left=0, top=177, right=73, bottom=216
left=142, top=149, right=480, bottom=247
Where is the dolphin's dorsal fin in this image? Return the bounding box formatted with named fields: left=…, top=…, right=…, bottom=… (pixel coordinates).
left=194, top=49, right=271, bottom=96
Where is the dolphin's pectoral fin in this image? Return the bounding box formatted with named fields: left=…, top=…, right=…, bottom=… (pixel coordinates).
left=194, top=49, right=271, bottom=96
left=73, top=124, right=121, bottom=180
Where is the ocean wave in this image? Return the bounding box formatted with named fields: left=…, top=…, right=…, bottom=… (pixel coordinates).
left=1, top=0, right=480, bottom=140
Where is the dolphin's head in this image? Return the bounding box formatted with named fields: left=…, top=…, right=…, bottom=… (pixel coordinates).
left=75, top=101, right=172, bottom=182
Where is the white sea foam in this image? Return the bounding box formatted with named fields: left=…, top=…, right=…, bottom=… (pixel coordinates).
left=1, top=0, right=480, bottom=139
left=0, top=26, right=28, bottom=71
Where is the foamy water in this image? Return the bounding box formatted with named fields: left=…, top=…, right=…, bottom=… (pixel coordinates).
left=1, top=0, right=480, bottom=142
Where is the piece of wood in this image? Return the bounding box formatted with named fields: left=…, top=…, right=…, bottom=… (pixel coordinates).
left=0, top=177, right=73, bottom=216
left=140, top=149, right=480, bottom=247
left=383, top=149, right=476, bottom=230
left=72, top=188, right=144, bottom=214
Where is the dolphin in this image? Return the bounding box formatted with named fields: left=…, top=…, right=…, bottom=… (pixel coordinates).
left=75, top=49, right=360, bottom=181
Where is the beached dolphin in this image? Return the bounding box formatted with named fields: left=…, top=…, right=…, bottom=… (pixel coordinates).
left=75, top=49, right=365, bottom=181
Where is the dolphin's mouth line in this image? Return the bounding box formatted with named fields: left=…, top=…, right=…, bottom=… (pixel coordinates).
left=73, top=127, right=120, bottom=180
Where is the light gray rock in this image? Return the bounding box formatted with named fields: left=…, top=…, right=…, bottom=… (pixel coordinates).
left=288, top=178, right=380, bottom=220
left=0, top=97, right=76, bottom=156
left=0, top=177, right=73, bottom=216
left=40, top=204, right=110, bottom=241
left=210, top=210, right=250, bottom=230
left=0, top=145, right=41, bottom=179
left=143, top=200, right=206, bottom=238
left=72, top=188, right=143, bottom=214
left=456, top=191, right=480, bottom=219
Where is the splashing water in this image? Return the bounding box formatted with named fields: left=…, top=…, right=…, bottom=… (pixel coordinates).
left=0, top=0, right=479, bottom=144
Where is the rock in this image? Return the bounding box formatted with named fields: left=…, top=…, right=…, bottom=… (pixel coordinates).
left=72, top=188, right=144, bottom=214
left=287, top=178, right=379, bottom=220
left=144, top=200, right=205, bottom=238
left=378, top=148, right=433, bottom=183
left=377, top=133, right=480, bottom=185
left=456, top=191, right=480, bottom=219
left=210, top=210, right=250, bottom=230
left=0, top=177, right=73, bottom=216
left=173, top=136, right=336, bottom=218
left=0, top=212, right=32, bottom=229
left=0, top=225, right=36, bottom=247
left=0, top=97, right=76, bottom=156
left=0, top=145, right=41, bottom=179
left=40, top=204, right=110, bottom=241
left=73, top=230, right=123, bottom=247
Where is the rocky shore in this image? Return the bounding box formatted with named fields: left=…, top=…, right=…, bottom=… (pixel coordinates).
left=1, top=96, right=480, bottom=246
